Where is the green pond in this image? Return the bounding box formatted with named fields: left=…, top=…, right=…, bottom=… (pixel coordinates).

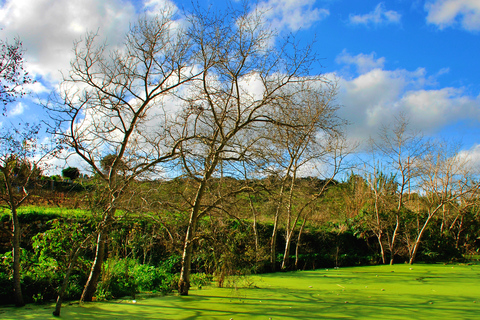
left=1, top=264, right=479, bottom=319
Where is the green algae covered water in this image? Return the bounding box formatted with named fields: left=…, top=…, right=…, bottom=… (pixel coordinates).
left=1, top=264, right=479, bottom=319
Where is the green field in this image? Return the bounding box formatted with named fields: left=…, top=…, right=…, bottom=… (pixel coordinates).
left=1, top=264, right=479, bottom=320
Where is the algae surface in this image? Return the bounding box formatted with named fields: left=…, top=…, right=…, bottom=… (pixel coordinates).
left=1, top=264, right=479, bottom=319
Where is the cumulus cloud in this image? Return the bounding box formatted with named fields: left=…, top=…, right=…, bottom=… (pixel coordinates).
left=25, top=81, right=50, bottom=95
left=425, top=0, right=480, bottom=31
left=258, top=0, right=330, bottom=31
left=0, top=0, right=137, bottom=84
left=458, top=143, right=480, bottom=172
left=334, top=51, right=480, bottom=146
left=0, top=0, right=324, bottom=88
left=349, top=2, right=401, bottom=26
left=8, top=102, right=27, bottom=116
left=335, top=50, right=386, bottom=74
left=144, top=0, right=176, bottom=12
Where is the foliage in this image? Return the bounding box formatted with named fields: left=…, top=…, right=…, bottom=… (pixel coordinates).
left=95, top=258, right=177, bottom=300
left=190, top=273, right=212, bottom=289
left=0, top=168, right=479, bottom=306
left=62, top=167, right=80, bottom=180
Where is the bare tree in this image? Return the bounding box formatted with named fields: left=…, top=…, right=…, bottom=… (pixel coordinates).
left=368, top=114, right=430, bottom=264
left=363, top=165, right=396, bottom=264
left=408, top=141, right=479, bottom=264
left=174, top=3, right=340, bottom=295
left=279, top=135, right=349, bottom=270
left=0, top=123, right=55, bottom=307
left=48, top=8, right=199, bottom=303
left=0, top=34, right=38, bottom=307
left=0, top=36, right=33, bottom=115
left=445, top=189, right=480, bottom=251
left=259, top=84, right=346, bottom=270
left=239, top=159, right=267, bottom=265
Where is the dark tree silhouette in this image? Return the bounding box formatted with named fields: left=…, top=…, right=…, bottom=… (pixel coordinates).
left=62, top=167, right=80, bottom=180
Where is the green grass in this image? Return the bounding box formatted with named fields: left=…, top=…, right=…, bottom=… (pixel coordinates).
left=1, top=264, right=479, bottom=319
left=0, top=205, right=92, bottom=219
left=0, top=205, right=134, bottom=220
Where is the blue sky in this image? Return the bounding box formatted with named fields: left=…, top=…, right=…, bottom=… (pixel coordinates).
left=1, top=0, right=480, bottom=170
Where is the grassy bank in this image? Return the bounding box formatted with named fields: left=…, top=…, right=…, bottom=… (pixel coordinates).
left=1, top=263, right=479, bottom=319
left=0, top=206, right=91, bottom=221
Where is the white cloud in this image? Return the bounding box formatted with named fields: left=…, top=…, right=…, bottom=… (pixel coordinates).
left=0, top=0, right=137, bottom=84
left=458, top=143, right=480, bottom=172
left=0, top=0, right=324, bottom=89
left=336, top=50, right=385, bottom=74
left=25, top=81, right=50, bottom=95
left=258, top=0, right=330, bottom=31
left=334, top=52, right=480, bottom=146
left=8, top=102, right=27, bottom=116
left=399, top=88, right=479, bottom=130
left=349, top=2, right=401, bottom=26
left=144, top=0, right=176, bottom=13
left=425, top=0, right=480, bottom=31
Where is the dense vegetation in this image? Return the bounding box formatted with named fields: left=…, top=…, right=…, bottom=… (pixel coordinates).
left=0, top=173, right=478, bottom=306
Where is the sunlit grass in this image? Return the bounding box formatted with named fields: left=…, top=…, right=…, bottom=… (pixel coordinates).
left=0, top=205, right=92, bottom=220
left=0, top=205, right=135, bottom=220
left=1, top=263, right=479, bottom=319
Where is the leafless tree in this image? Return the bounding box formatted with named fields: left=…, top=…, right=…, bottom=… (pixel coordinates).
left=368, top=114, right=431, bottom=264
left=48, top=8, right=200, bottom=303
left=280, top=135, right=349, bottom=270
left=259, top=84, right=347, bottom=270
left=174, top=3, right=342, bottom=295
left=408, top=141, right=479, bottom=264
left=0, top=123, right=56, bottom=307
left=363, top=164, right=396, bottom=264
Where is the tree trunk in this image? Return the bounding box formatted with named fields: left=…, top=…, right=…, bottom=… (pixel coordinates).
left=376, top=232, right=386, bottom=264
left=389, top=214, right=400, bottom=265
left=409, top=214, right=434, bottom=264
left=248, top=196, right=259, bottom=261
left=281, top=174, right=297, bottom=271
left=294, top=218, right=307, bottom=269
left=12, top=206, right=25, bottom=307
left=178, top=214, right=197, bottom=296
left=178, top=180, right=207, bottom=296
left=53, top=244, right=84, bottom=316
left=80, top=206, right=116, bottom=302
left=80, top=229, right=107, bottom=302
left=2, top=169, right=26, bottom=308
left=270, top=212, right=279, bottom=272
left=281, top=231, right=293, bottom=270
left=455, top=215, right=464, bottom=250
left=270, top=180, right=288, bottom=272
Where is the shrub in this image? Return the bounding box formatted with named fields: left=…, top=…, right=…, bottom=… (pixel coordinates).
left=190, top=273, right=212, bottom=289
left=62, top=167, right=80, bottom=181
left=95, top=258, right=177, bottom=300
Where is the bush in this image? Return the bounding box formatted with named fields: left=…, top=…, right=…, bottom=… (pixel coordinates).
left=190, top=273, right=212, bottom=289
left=62, top=167, right=80, bottom=181
left=95, top=258, right=177, bottom=300
left=0, top=267, right=13, bottom=304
